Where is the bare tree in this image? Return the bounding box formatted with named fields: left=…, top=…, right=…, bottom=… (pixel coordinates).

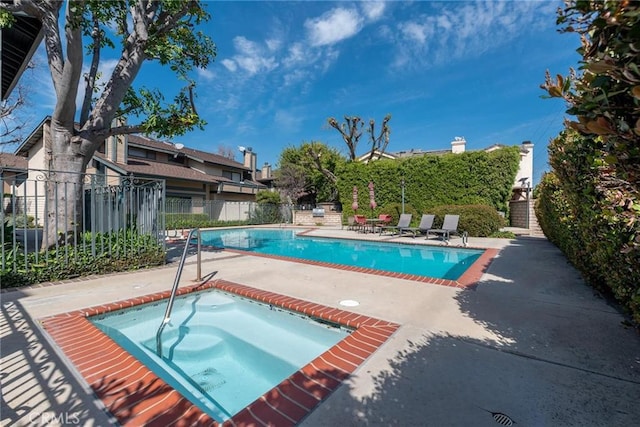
left=0, top=1, right=216, bottom=249
left=216, top=144, right=236, bottom=160
left=327, top=114, right=391, bottom=161
left=0, top=85, right=28, bottom=146
left=274, top=164, right=307, bottom=204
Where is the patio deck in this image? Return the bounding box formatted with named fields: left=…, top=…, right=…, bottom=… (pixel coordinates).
left=2, top=226, right=639, bottom=426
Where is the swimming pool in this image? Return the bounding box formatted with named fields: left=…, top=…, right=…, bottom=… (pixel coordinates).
left=90, top=288, right=350, bottom=422
left=202, top=228, right=483, bottom=280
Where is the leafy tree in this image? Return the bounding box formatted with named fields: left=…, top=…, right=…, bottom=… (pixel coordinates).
left=327, top=114, right=391, bottom=161
left=255, top=190, right=280, bottom=204
left=539, top=1, right=640, bottom=321
left=276, top=141, right=344, bottom=203
left=0, top=1, right=216, bottom=249
left=542, top=0, right=639, bottom=251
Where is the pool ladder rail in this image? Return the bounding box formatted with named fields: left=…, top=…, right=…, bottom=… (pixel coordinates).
left=156, top=228, right=202, bottom=358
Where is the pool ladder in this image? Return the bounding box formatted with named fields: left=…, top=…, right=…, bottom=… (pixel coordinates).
left=156, top=228, right=202, bottom=358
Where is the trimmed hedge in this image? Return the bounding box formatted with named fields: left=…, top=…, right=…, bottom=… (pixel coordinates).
left=535, top=131, right=640, bottom=323
left=163, top=213, right=249, bottom=229
left=431, top=204, right=504, bottom=237
left=336, top=146, right=520, bottom=220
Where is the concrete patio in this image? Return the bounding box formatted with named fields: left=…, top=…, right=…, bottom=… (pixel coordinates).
left=1, top=227, right=639, bottom=426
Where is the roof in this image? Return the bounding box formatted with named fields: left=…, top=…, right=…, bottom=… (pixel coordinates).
left=0, top=152, right=28, bottom=170
left=94, top=153, right=265, bottom=188
left=128, top=135, right=249, bottom=171
left=1, top=12, right=43, bottom=100
left=14, top=115, right=49, bottom=155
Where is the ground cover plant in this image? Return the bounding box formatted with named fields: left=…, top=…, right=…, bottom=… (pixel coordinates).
left=0, top=229, right=165, bottom=288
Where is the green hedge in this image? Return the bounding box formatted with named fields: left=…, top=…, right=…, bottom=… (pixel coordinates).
left=431, top=204, right=504, bottom=237
left=163, top=213, right=250, bottom=229
left=535, top=131, right=640, bottom=323
left=336, top=146, right=520, bottom=219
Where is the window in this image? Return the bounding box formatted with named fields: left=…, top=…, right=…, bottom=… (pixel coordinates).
left=222, top=170, right=241, bottom=182
left=128, top=147, right=156, bottom=159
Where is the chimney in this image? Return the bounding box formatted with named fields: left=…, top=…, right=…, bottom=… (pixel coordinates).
left=243, top=147, right=257, bottom=181
left=451, top=136, right=466, bottom=153
left=261, top=162, right=272, bottom=179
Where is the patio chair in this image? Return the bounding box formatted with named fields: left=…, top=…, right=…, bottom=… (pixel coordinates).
left=373, top=214, right=393, bottom=233
left=428, top=214, right=460, bottom=242
left=354, top=214, right=367, bottom=232
left=346, top=216, right=355, bottom=230
left=403, top=214, right=435, bottom=239
left=379, top=213, right=413, bottom=236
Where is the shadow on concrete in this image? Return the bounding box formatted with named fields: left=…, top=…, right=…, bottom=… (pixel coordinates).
left=303, top=237, right=640, bottom=426
left=1, top=294, right=115, bottom=426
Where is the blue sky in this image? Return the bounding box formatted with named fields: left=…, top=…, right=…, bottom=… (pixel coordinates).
left=12, top=0, right=581, bottom=186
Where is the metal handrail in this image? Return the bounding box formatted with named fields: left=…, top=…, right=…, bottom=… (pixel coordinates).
left=156, top=228, right=202, bottom=358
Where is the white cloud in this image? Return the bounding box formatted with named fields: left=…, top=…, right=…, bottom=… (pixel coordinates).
left=361, top=1, right=386, bottom=21
left=399, top=22, right=432, bottom=46
left=222, top=59, right=238, bottom=72
left=196, top=67, right=215, bottom=81
left=266, top=38, right=281, bottom=52
left=226, top=36, right=278, bottom=75
left=393, top=0, right=556, bottom=68
left=305, top=7, right=363, bottom=47
left=283, top=42, right=306, bottom=68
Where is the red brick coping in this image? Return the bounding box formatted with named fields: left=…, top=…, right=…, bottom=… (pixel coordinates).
left=214, top=243, right=498, bottom=289
left=41, top=280, right=400, bottom=426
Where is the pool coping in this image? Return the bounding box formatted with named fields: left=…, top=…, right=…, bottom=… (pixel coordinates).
left=200, top=228, right=498, bottom=289
left=40, top=279, right=400, bottom=426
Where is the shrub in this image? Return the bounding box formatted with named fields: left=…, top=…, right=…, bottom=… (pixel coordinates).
left=0, top=229, right=165, bottom=289
left=431, top=204, right=503, bottom=237
left=489, top=230, right=516, bottom=239
left=4, top=214, right=35, bottom=229
left=163, top=213, right=250, bottom=229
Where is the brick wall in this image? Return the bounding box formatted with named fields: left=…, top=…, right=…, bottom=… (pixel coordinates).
left=292, top=210, right=342, bottom=226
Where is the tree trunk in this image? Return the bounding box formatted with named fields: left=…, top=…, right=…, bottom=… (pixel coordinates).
left=41, top=124, right=90, bottom=251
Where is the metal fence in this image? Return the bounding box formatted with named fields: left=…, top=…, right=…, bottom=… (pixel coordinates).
left=164, top=199, right=294, bottom=228
left=1, top=170, right=165, bottom=272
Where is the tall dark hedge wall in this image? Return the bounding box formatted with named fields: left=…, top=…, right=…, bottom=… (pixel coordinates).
left=336, top=146, right=521, bottom=219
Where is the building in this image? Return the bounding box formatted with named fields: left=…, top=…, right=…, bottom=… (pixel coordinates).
left=2, top=117, right=269, bottom=222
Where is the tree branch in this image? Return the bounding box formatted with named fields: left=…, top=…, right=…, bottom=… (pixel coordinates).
left=80, top=16, right=102, bottom=125
left=51, top=0, right=84, bottom=126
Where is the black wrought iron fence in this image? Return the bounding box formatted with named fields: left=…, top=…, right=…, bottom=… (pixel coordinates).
left=1, top=170, right=165, bottom=286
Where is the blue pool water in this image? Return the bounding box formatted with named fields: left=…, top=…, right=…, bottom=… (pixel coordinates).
left=202, top=228, right=483, bottom=280
left=91, top=289, right=349, bottom=421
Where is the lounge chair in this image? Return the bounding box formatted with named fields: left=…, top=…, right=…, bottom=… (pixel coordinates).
left=379, top=213, right=413, bottom=236
left=428, top=214, right=460, bottom=242
left=404, top=214, right=435, bottom=239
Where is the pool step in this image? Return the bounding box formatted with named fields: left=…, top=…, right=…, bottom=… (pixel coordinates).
left=156, top=328, right=227, bottom=358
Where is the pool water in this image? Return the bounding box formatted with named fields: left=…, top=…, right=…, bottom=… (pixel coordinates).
left=202, top=228, right=483, bottom=280
left=90, top=289, right=350, bottom=421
